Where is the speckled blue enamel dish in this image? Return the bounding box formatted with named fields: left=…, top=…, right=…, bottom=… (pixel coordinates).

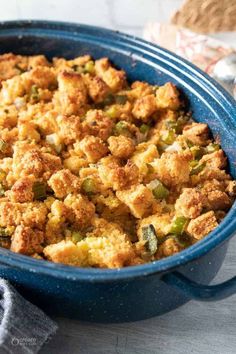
left=0, top=21, right=235, bottom=322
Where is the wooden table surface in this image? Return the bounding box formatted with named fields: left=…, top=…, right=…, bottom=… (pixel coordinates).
left=0, top=1, right=235, bottom=353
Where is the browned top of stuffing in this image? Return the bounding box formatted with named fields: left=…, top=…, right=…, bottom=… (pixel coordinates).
left=0, top=52, right=234, bottom=269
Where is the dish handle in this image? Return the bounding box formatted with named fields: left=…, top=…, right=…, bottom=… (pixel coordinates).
left=162, top=271, right=236, bottom=301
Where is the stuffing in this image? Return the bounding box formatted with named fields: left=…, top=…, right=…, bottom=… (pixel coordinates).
left=0, top=53, right=233, bottom=269
left=95, top=58, right=126, bottom=91
left=0, top=201, right=47, bottom=228
left=82, top=109, right=114, bottom=141
left=199, top=150, right=227, bottom=169
left=155, top=82, right=180, bottom=110
left=48, top=169, right=80, bottom=198
left=183, top=122, right=209, bottom=146
left=201, top=179, right=231, bottom=210
left=175, top=188, right=204, bottom=219
left=0, top=53, right=28, bottom=82
left=116, top=184, right=156, bottom=218
left=0, top=105, right=18, bottom=128
left=13, top=148, right=62, bottom=180
left=44, top=240, right=89, bottom=266
left=78, top=136, right=108, bottom=162
left=98, top=156, right=139, bottom=190
left=45, top=200, right=68, bottom=245
left=22, top=66, right=56, bottom=91
left=226, top=180, right=236, bottom=196
left=129, top=81, right=154, bottom=98
left=7, top=176, right=35, bottom=203
left=57, top=71, right=87, bottom=115
left=84, top=218, right=136, bottom=268
left=137, top=213, right=172, bottom=238
left=187, top=211, right=218, bottom=239
left=132, top=94, right=157, bottom=121
left=198, top=167, right=230, bottom=182
left=64, top=194, right=95, bottom=229
left=0, top=75, right=25, bottom=104
left=108, top=135, right=135, bottom=159
left=151, top=152, right=190, bottom=187
left=131, top=142, right=159, bottom=176
left=85, top=234, right=135, bottom=268
left=57, top=114, right=81, bottom=145
left=18, top=121, right=41, bottom=142
left=84, top=74, right=110, bottom=103
left=11, top=225, right=44, bottom=255
left=157, top=237, right=183, bottom=257
left=27, top=55, right=50, bottom=69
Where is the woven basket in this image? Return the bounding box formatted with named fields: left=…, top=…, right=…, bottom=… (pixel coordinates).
left=171, top=0, right=236, bottom=33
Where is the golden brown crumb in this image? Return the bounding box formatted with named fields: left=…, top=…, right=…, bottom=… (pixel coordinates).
left=183, top=122, right=209, bottom=146
left=64, top=194, right=95, bottom=229
left=152, top=152, right=190, bottom=187
left=175, top=188, right=204, bottom=219
left=78, top=136, right=108, bottom=163
left=84, top=74, right=110, bottom=103
left=187, top=211, right=218, bottom=239
left=200, top=150, right=227, bottom=169
left=132, top=94, right=157, bottom=121
left=48, top=169, right=80, bottom=198
left=8, top=176, right=35, bottom=203
left=156, top=82, right=180, bottom=110
left=108, top=135, right=135, bottom=159
left=116, top=184, right=156, bottom=218
left=57, top=71, right=87, bottom=115
left=11, top=225, right=44, bottom=255
left=157, top=237, right=183, bottom=257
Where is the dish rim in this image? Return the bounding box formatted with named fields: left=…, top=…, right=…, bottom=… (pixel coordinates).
left=0, top=20, right=235, bottom=282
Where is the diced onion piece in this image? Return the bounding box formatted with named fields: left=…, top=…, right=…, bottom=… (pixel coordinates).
left=46, top=133, right=63, bottom=153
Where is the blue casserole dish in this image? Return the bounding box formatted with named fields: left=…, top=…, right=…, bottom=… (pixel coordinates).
left=0, top=20, right=235, bottom=322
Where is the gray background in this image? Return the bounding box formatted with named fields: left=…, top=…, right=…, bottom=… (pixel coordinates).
left=0, top=1, right=235, bottom=353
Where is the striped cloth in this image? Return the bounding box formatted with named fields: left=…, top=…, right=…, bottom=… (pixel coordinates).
left=0, top=279, right=58, bottom=354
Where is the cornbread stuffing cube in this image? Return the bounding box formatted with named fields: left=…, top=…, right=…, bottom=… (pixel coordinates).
left=151, top=152, right=190, bottom=187
left=84, top=74, right=110, bottom=103
left=98, top=156, right=139, bottom=190
left=14, top=149, right=62, bottom=180
left=201, top=180, right=231, bottom=210
left=187, top=211, right=218, bottom=240
left=8, top=176, right=35, bottom=203
left=116, top=184, right=156, bottom=218
left=131, top=142, right=159, bottom=176
left=78, top=136, right=108, bottom=163
left=132, top=94, right=157, bottom=121
left=95, top=58, right=126, bottom=92
left=155, top=82, right=180, bottom=110
left=0, top=201, right=47, bottom=228
left=64, top=194, right=95, bottom=229
left=129, top=81, right=154, bottom=98
left=44, top=240, right=89, bottom=266
left=11, top=225, right=44, bottom=255
left=82, top=109, right=114, bottom=141
left=183, top=122, right=209, bottom=146
left=175, top=188, right=204, bottom=219
left=57, top=70, right=87, bottom=115
left=108, top=135, right=135, bottom=159
left=48, top=169, right=80, bottom=198
left=157, top=237, right=183, bottom=257
left=86, top=234, right=135, bottom=268
left=200, top=150, right=226, bottom=169
left=57, top=114, right=82, bottom=145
